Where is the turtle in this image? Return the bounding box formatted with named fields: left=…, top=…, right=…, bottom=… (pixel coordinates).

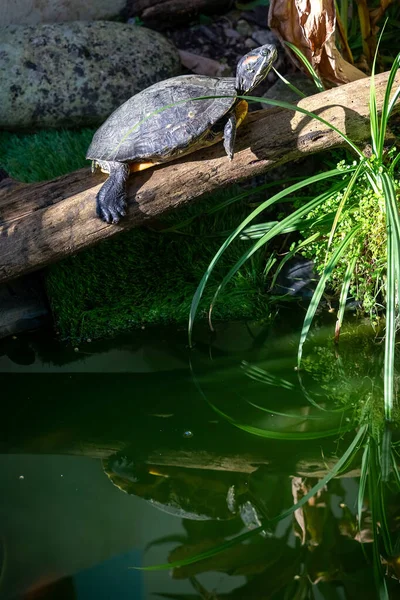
left=103, top=453, right=264, bottom=529
left=86, top=43, right=277, bottom=224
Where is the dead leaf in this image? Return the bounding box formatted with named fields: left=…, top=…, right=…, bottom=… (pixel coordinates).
left=268, top=0, right=366, bottom=86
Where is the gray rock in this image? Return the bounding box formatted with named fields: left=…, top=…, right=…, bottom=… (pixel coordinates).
left=224, top=27, right=241, bottom=40
left=236, top=19, right=253, bottom=38
left=244, top=37, right=258, bottom=49
left=251, top=29, right=278, bottom=47
left=0, top=0, right=127, bottom=27
left=262, top=72, right=318, bottom=107
left=0, top=21, right=181, bottom=130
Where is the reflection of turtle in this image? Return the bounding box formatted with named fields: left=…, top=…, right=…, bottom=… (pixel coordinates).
left=86, top=44, right=277, bottom=223
left=103, top=454, right=263, bottom=529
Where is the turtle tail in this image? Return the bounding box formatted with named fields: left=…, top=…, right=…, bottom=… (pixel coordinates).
left=96, top=161, right=130, bottom=224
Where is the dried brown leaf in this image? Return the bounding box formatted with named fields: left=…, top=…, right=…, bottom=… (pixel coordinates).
left=268, top=0, right=366, bottom=86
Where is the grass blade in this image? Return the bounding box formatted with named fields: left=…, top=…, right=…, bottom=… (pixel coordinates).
left=381, top=421, right=392, bottom=482
left=369, top=40, right=379, bottom=155
left=327, top=160, right=365, bottom=252
left=335, top=249, right=360, bottom=343
left=207, top=183, right=348, bottom=330
left=382, top=172, right=400, bottom=421
left=161, top=177, right=305, bottom=233
left=248, top=94, right=363, bottom=159
left=246, top=400, right=333, bottom=420
left=297, top=225, right=361, bottom=366
left=188, top=168, right=352, bottom=345
left=241, top=361, right=295, bottom=389
left=391, top=450, right=400, bottom=489
left=272, top=66, right=307, bottom=98
left=378, top=52, right=400, bottom=157
left=284, top=42, right=325, bottom=92
left=358, top=438, right=370, bottom=530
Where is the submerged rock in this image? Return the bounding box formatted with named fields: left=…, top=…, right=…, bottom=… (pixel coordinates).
left=0, top=21, right=181, bottom=130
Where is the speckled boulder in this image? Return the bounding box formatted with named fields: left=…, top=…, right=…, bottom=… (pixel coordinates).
left=0, top=21, right=181, bottom=130
left=0, top=0, right=128, bottom=27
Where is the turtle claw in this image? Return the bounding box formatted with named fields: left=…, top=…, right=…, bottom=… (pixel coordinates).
left=96, top=193, right=127, bottom=224
left=94, top=161, right=130, bottom=224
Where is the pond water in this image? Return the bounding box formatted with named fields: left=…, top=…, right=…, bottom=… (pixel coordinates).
left=0, top=318, right=399, bottom=599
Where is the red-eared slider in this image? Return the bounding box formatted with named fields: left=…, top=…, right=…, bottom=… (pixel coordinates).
left=87, top=44, right=277, bottom=223
left=103, top=454, right=263, bottom=529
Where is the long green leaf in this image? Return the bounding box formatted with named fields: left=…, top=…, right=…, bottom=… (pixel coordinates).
left=369, top=37, right=379, bottom=155
left=368, top=450, right=390, bottom=600
left=327, top=160, right=365, bottom=252
left=378, top=52, right=400, bottom=158
left=188, top=168, right=352, bottom=345
left=382, top=172, right=400, bottom=421
left=358, top=438, right=370, bottom=530
left=284, top=42, right=325, bottom=92
left=297, top=225, right=361, bottom=367
left=272, top=66, right=307, bottom=98
left=247, top=95, right=363, bottom=159
left=391, top=450, right=400, bottom=489
left=246, top=400, right=333, bottom=420
left=161, top=177, right=305, bottom=233
left=207, top=182, right=348, bottom=330
left=381, top=421, right=392, bottom=482
left=335, top=248, right=360, bottom=343
left=208, top=399, right=346, bottom=439
left=389, top=149, right=400, bottom=176
left=241, top=361, right=295, bottom=389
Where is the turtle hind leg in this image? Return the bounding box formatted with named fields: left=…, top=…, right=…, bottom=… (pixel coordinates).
left=96, top=161, right=130, bottom=224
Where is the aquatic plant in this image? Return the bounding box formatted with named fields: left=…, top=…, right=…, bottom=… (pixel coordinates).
left=184, top=32, right=400, bottom=597
left=189, top=36, right=400, bottom=421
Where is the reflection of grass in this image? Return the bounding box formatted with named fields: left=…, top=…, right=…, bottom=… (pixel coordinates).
left=182, top=38, right=400, bottom=596
left=189, top=41, right=400, bottom=423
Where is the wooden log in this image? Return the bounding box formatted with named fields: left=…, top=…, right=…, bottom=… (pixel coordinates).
left=1, top=437, right=363, bottom=478
left=0, top=71, right=398, bottom=284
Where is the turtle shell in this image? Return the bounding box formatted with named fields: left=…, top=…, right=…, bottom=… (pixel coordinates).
left=86, top=75, right=237, bottom=163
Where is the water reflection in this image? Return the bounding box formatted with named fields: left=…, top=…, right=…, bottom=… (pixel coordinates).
left=0, top=319, right=399, bottom=598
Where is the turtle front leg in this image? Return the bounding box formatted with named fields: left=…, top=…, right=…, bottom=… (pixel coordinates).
left=223, top=112, right=237, bottom=161
left=96, top=161, right=130, bottom=224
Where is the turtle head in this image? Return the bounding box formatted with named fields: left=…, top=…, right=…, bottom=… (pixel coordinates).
left=235, top=44, right=277, bottom=95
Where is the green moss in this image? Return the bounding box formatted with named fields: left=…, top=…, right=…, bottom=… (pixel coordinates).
left=0, top=129, right=273, bottom=342
left=0, top=129, right=94, bottom=182
left=301, top=320, right=400, bottom=433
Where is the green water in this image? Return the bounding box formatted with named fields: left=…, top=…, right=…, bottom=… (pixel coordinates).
left=0, top=320, right=399, bottom=599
